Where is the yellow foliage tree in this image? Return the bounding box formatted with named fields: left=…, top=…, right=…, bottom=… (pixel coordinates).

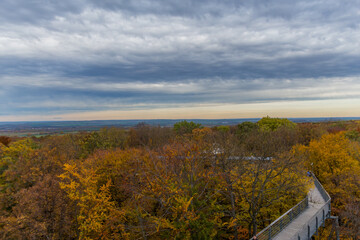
left=293, top=132, right=360, bottom=238
left=59, top=164, right=127, bottom=240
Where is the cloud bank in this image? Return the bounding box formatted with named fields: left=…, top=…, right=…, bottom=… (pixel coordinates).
left=1, top=0, right=360, bottom=119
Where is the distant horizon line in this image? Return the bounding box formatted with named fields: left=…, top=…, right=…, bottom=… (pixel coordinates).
left=1, top=116, right=360, bottom=124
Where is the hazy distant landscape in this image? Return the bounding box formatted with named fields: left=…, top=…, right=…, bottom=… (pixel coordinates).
left=2, top=117, right=360, bottom=136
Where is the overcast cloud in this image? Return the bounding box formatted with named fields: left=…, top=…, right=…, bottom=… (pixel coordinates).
left=1, top=0, right=360, bottom=119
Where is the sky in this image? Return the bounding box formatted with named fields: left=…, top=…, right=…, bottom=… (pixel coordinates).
left=1, top=0, right=360, bottom=121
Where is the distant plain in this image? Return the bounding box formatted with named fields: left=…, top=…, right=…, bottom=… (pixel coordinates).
left=1, top=117, right=360, bottom=137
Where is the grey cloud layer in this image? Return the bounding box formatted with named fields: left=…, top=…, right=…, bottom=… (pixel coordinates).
left=1, top=0, right=360, bottom=116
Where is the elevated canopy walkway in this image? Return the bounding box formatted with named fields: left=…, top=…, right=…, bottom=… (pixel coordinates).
left=251, top=172, right=335, bottom=240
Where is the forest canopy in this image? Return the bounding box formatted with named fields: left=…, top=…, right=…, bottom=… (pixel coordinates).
left=0, top=117, right=359, bottom=239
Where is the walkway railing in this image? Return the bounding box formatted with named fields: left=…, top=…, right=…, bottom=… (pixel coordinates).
left=292, top=173, right=331, bottom=240
left=250, top=196, right=309, bottom=240
left=250, top=172, right=331, bottom=240
left=312, top=172, right=330, bottom=202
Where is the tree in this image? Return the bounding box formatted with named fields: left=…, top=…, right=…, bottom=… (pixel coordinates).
left=0, top=137, right=80, bottom=239
left=294, top=132, right=360, bottom=238
left=236, top=122, right=258, bottom=136
left=127, top=124, right=173, bottom=149
left=233, top=152, right=307, bottom=237
left=0, top=136, right=11, bottom=147
left=59, top=163, right=128, bottom=240
left=1, top=175, right=78, bottom=240
left=233, top=128, right=306, bottom=237
left=216, top=125, right=230, bottom=133
left=257, top=116, right=296, bottom=131
left=141, top=129, right=223, bottom=239
left=0, top=139, right=38, bottom=215
left=59, top=148, right=151, bottom=239
left=173, top=121, right=202, bottom=135
left=198, top=126, right=251, bottom=239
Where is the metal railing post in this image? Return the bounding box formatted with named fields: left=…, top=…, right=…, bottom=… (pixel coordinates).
left=268, top=226, right=271, bottom=239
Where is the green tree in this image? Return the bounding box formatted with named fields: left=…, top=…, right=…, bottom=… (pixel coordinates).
left=173, top=121, right=202, bottom=135
left=236, top=122, right=258, bottom=135
left=257, top=116, right=296, bottom=131
left=216, top=125, right=230, bottom=133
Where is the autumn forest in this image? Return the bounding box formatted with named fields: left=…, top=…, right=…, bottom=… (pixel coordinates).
left=0, top=117, right=359, bottom=239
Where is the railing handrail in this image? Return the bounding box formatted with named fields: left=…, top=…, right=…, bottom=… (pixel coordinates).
left=250, top=195, right=309, bottom=240
left=291, top=201, right=331, bottom=240
left=311, top=172, right=331, bottom=202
